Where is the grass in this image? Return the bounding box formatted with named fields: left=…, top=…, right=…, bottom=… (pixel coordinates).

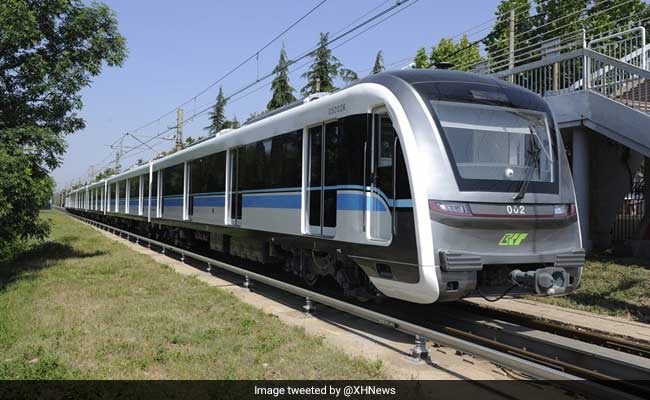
left=531, top=255, right=650, bottom=323
left=0, top=210, right=384, bottom=380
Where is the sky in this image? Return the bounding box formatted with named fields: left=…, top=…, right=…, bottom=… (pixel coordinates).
left=54, top=0, right=504, bottom=189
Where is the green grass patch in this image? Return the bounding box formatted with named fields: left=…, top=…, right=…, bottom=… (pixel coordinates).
left=0, top=211, right=385, bottom=379
left=531, top=255, right=650, bottom=323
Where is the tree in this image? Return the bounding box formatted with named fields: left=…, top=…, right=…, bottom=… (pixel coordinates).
left=230, top=115, right=240, bottom=129
left=301, top=33, right=342, bottom=96
left=453, top=35, right=483, bottom=69
left=246, top=111, right=263, bottom=123
left=483, top=0, right=533, bottom=71
left=429, top=35, right=482, bottom=70
left=533, top=0, right=588, bottom=42
left=586, top=0, right=650, bottom=37
left=206, top=86, right=228, bottom=135
left=413, top=47, right=429, bottom=68
left=0, top=0, right=127, bottom=260
left=267, top=45, right=297, bottom=111
left=372, top=50, right=385, bottom=74
left=429, top=38, right=457, bottom=66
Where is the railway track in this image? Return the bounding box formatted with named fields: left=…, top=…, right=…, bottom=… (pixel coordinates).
left=63, top=210, right=650, bottom=400
left=454, top=302, right=650, bottom=359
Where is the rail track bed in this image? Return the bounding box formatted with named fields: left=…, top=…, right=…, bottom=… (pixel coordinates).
left=64, top=210, right=650, bottom=400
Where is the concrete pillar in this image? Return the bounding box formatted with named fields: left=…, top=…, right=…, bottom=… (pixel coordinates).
left=572, top=126, right=592, bottom=251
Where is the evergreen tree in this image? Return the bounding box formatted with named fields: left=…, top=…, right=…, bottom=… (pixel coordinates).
left=339, top=68, right=359, bottom=84
left=372, top=50, right=385, bottom=74
left=267, top=45, right=296, bottom=111
left=206, top=86, right=227, bottom=135
left=230, top=115, right=240, bottom=129
left=413, top=47, right=429, bottom=68
left=302, top=33, right=342, bottom=96
left=246, top=111, right=263, bottom=123
left=483, top=0, right=533, bottom=71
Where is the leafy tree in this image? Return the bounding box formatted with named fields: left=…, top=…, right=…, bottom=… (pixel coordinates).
left=533, top=0, right=588, bottom=42
left=301, top=33, right=342, bottom=96
left=453, top=35, right=483, bottom=69
left=206, top=86, right=228, bottom=135
left=95, top=168, right=117, bottom=182
left=0, top=0, right=126, bottom=260
left=429, top=38, right=457, bottom=66
left=483, top=0, right=533, bottom=71
left=372, top=50, right=385, bottom=74
left=586, top=0, right=650, bottom=37
left=413, top=47, right=429, bottom=68
left=267, top=45, right=297, bottom=111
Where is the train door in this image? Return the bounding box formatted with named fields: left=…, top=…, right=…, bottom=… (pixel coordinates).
left=307, top=122, right=337, bottom=237
left=367, top=108, right=395, bottom=242
left=229, top=148, right=242, bottom=226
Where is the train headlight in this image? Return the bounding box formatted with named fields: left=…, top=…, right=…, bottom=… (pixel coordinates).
left=553, top=204, right=577, bottom=217
left=429, top=200, right=473, bottom=217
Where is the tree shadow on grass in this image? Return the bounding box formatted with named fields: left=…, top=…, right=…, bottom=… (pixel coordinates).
left=0, top=241, right=106, bottom=292
left=565, top=275, right=650, bottom=323
left=563, top=291, right=650, bottom=323
left=588, top=253, right=650, bottom=269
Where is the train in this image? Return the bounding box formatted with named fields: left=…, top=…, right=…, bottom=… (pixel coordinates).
left=65, top=69, right=585, bottom=304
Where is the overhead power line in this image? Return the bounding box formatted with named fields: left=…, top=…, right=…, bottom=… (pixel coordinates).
left=113, top=0, right=417, bottom=163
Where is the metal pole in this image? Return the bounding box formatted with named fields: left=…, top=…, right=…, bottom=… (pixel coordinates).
left=508, top=9, right=515, bottom=71
left=176, top=108, right=184, bottom=151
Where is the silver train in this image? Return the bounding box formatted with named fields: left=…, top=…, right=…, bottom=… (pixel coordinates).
left=66, top=70, right=585, bottom=304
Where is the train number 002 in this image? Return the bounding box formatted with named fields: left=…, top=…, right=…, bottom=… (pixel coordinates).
left=506, top=205, right=526, bottom=215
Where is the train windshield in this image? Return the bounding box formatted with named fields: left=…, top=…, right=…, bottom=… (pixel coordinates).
left=430, top=100, right=554, bottom=185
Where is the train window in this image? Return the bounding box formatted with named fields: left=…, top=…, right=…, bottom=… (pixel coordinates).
left=142, top=175, right=149, bottom=202
left=190, top=151, right=226, bottom=194
left=151, top=171, right=158, bottom=200
left=162, top=164, right=184, bottom=196
left=336, top=115, right=367, bottom=186
left=129, top=178, right=139, bottom=202
left=395, top=140, right=411, bottom=199
left=270, top=130, right=302, bottom=188
left=239, top=131, right=303, bottom=191
left=375, top=114, right=395, bottom=199
left=118, top=180, right=126, bottom=199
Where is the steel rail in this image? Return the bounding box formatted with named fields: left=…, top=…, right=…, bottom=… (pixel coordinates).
left=59, top=209, right=643, bottom=400
left=456, top=302, right=650, bottom=359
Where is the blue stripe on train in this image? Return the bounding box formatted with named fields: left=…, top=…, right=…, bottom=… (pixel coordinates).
left=193, top=196, right=225, bottom=207
left=163, top=192, right=412, bottom=211
left=242, top=194, right=301, bottom=209
left=163, top=197, right=183, bottom=207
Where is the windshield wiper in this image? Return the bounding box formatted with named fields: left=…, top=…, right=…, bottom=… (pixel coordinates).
left=513, top=125, right=542, bottom=200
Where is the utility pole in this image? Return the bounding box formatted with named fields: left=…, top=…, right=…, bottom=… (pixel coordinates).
left=508, top=8, right=515, bottom=73
left=112, top=136, right=124, bottom=173
left=176, top=108, right=184, bottom=151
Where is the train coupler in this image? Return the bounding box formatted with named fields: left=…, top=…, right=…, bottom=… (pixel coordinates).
left=509, top=267, right=570, bottom=295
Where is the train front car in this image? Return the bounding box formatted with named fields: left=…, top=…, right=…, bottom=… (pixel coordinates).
left=367, top=70, right=584, bottom=303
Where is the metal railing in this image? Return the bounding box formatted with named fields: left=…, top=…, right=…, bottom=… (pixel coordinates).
left=613, top=176, right=646, bottom=241
left=490, top=47, right=650, bottom=114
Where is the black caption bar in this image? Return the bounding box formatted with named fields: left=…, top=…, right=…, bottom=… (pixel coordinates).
left=1, top=380, right=646, bottom=400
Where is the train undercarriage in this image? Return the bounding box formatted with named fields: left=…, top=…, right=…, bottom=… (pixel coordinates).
left=75, top=211, right=381, bottom=302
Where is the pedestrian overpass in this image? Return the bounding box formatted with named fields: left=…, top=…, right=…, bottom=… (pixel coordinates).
left=471, top=28, right=650, bottom=256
